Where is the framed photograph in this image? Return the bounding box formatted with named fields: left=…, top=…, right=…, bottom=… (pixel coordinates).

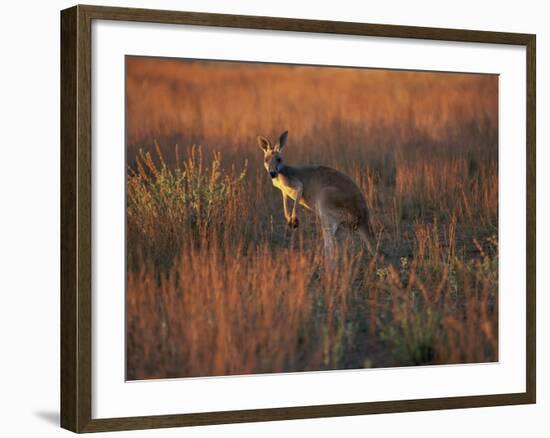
left=60, top=4, right=536, bottom=433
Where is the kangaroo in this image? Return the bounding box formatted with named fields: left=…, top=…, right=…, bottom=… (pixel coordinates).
left=258, top=130, right=374, bottom=258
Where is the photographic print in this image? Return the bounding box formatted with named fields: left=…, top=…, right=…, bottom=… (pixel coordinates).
left=125, top=56, right=498, bottom=380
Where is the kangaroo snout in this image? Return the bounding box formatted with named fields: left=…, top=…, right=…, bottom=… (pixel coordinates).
left=269, top=171, right=277, bottom=178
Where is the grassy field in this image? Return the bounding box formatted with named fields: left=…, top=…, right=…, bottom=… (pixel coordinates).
left=126, top=56, right=498, bottom=380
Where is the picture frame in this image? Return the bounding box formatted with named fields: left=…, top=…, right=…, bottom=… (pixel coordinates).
left=60, top=4, right=536, bottom=433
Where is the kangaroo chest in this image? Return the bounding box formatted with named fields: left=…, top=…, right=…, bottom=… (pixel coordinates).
left=272, top=176, right=310, bottom=209
left=271, top=176, right=296, bottom=198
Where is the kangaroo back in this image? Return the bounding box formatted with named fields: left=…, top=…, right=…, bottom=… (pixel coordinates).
left=285, top=166, right=364, bottom=210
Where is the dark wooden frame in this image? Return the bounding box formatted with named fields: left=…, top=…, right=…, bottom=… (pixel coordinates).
left=61, top=4, right=536, bottom=433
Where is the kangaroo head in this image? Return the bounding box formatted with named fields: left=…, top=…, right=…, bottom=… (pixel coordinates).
left=257, top=131, right=288, bottom=179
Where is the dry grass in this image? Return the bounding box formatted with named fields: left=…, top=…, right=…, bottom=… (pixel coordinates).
left=126, top=57, right=498, bottom=380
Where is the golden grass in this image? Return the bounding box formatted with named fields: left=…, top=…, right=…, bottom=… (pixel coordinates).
left=125, top=57, right=498, bottom=379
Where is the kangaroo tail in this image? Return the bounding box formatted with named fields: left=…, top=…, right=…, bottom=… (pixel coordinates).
left=357, top=216, right=375, bottom=256
left=357, top=215, right=389, bottom=258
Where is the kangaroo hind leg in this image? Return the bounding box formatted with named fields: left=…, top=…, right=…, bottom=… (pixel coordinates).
left=320, top=215, right=339, bottom=261
left=317, top=188, right=342, bottom=263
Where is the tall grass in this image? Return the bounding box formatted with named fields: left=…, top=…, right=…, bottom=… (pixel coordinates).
left=127, top=144, right=247, bottom=269
left=125, top=57, right=498, bottom=379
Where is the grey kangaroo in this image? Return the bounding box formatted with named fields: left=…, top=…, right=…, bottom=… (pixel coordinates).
left=258, top=130, right=374, bottom=258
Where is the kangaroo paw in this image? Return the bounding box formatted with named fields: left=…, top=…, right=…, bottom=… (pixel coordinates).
left=288, top=217, right=299, bottom=228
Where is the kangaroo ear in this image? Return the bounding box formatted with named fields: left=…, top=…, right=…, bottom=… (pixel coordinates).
left=257, top=135, right=271, bottom=152
left=276, top=130, right=288, bottom=151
